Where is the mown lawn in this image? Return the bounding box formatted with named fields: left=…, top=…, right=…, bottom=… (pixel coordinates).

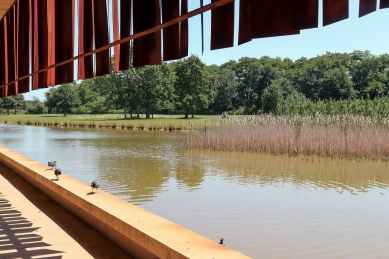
left=0, top=114, right=216, bottom=130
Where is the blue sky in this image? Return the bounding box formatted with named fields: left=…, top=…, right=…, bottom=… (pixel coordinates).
left=23, top=0, right=389, bottom=100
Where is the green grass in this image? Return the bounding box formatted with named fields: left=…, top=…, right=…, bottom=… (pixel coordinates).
left=0, top=114, right=216, bottom=131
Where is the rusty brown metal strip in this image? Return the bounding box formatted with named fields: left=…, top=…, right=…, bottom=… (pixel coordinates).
left=250, top=0, right=299, bottom=39
left=162, top=0, right=180, bottom=61
left=119, top=0, right=131, bottom=70
left=33, top=0, right=48, bottom=89
left=1, top=0, right=234, bottom=88
left=12, top=4, right=18, bottom=95
left=200, top=0, right=204, bottom=54
left=133, top=0, right=162, bottom=67
left=112, top=0, right=120, bottom=72
left=323, top=0, right=349, bottom=26
left=0, top=19, right=5, bottom=88
left=380, top=0, right=389, bottom=8
left=93, top=0, right=110, bottom=76
left=238, top=0, right=252, bottom=45
left=17, top=0, right=29, bottom=93
left=78, top=0, right=94, bottom=80
left=179, top=0, right=189, bottom=58
left=359, top=0, right=376, bottom=17
left=5, top=9, right=15, bottom=96
left=211, top=0, right=234, bottom=50
left=293, top=0, right=319, bottom=30
left=47, top=0, right=55, bottom=86
left=54, top=0, right=74, bottom=85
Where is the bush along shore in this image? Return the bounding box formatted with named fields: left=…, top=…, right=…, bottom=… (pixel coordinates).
left=186, top=114, right=389, bottom=161
left=0, top=118, right=204, bottom=132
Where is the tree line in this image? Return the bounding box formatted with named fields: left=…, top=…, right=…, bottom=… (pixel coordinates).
left=1, top=51, right=389, bottom=117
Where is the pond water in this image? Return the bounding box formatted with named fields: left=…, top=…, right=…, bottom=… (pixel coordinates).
left=0, top=124, right=388, bottom=259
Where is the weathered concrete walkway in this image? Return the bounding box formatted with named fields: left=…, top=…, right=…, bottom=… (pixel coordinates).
left=0, top=163, right=134, bottom=259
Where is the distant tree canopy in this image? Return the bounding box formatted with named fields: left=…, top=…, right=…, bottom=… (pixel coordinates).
left=3, top=51, right=389, bottom=117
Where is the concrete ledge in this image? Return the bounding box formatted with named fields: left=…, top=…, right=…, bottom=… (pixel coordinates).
left=0, top=145, right=251, bottom=259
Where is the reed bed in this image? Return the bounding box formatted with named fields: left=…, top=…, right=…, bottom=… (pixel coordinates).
left=186, top=114, right=389, bottom=160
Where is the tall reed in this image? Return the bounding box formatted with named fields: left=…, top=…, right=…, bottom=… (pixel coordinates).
left=186, top=114, right=389, bottom=160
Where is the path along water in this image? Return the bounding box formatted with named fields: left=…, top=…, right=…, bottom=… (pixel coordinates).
left=0, top=124, right=388, bottom=258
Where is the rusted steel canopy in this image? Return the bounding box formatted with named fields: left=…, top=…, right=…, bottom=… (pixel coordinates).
left=0, top=0, right=386, bottom=97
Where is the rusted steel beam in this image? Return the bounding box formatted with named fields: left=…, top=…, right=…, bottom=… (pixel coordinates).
left=0, top=0, right=234, bottom=88
left=211, top=0, right=234, bottom=50
left=359, top=0, right=376, bottom=17
left=162, top=0, right=180, bottom=61
left=93, top=0, right=110, bottom=76
left=179, top=0, right=188, bottom=58
left=33, top=0, right=48, bottom=89
left=78, top=0, right=94, bottom=80
left=323, top=0, right=349, bottom=26
left=119, top=0, right=131, bottom=70
left=0, top=19, right=5, bottom=90
left=17, top=0, right=29, bottom=93
left=112, top=0, right=120, bottom=72
left=133, top=0, right=161, bottom=67
left=380, top=0, right=389, bottom=9
left=293, top=0, right=319, bottom=30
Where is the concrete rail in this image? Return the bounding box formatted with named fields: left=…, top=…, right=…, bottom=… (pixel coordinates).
left=0, top=145, right=251, bottom=259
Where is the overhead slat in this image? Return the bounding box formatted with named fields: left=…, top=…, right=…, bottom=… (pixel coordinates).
left=119, top=0, right=131, bottom=70
left=33, top=0, right=49, bottom=89
left=93, top=0, right=110, bottom=76
left=133, top=0, right=161, bottom=67
left=112, top=0, right=120, bottom=72
left=179, top=0, right=188, bottom=58
left=293, top=0, right=319, bottom=30
left=238, top=0, right=252, bottom=45
left=17, top=0, right=30, bottom=93
left=78, top=0, right=94, bottom=80
left=211, top=0, right=234, bottom=50
left=359, top=0, right=376, bottom=17
left=162, top=0, right=180, bottom=61
left=379, top=0, right=389, bottom=8
left=323, top=0, right=349, bottom=26
left=0, top=19, right=5, bottom=88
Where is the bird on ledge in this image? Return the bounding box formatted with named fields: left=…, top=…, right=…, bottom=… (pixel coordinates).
left=91, top=181, right=100, bottom=193
left=219, top=238, right=224, bottom=246
left=54, top=168, right=62, bottom=180
left=48, top=161, right=57, bottom=169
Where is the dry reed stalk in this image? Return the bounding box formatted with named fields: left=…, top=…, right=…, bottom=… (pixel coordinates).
left=186, top=114, right=389, bottom=160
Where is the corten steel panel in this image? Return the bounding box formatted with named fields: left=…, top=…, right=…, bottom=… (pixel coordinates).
left=112, top=0, right=120, bottom=72
left=359, top=0, right=376, bottom=17
left=211, top=0, right=234, bottom=50
left=380, top=0, right=389, bottom=8
left=12, top=4, right=18, bottom=95
left=47, top=0, right=55, bottom=86
left=78, top=0, right=94, bottom=80
left=292, top=0, right=319, bottom=30
left=200, top=0, right=204, bottom=54
left=17, top=0, right=30, bottom=93
left=119, top=0, right=131, bottom=70
left=179, top=0, right=188, bottom=58
left=33, top=0, right=48, bottom=89
left=5, top=9, right=15, bottom=96
left=0, top=20, right=5, bottom=88
left=323, top=0, right=349, bottom=26
left=250, top=0, right=299, bottom=38
left=162, top=0, right=180, bottom=61
left=133, top=0, right=162, bottom=67
left=54, top=0, right=74, bottom=85
left=238, top=0, right=252, bottom=45
left=93, top=0, right=110, bottom=76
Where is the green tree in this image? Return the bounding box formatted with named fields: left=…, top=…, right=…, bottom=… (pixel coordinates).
left=0, top=95, right=26, bottom=115
left=174, top=55, right=215, bottom=118
left=26, top=96, right=46, bottom=114
left=138, top=63, right=176, bottom=119
left=44, top=84, right=80, bottom=116
left=211, top=68, right=238, bottom=113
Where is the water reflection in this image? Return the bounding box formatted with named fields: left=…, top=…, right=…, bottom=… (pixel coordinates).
left=1, top=124, right=389, bottom=258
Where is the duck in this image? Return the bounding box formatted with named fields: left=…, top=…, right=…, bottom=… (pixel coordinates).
left=219, top=238, right=224, bottom=246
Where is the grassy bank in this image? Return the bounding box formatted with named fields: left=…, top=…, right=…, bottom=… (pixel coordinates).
left=186, top=114, right=389, bottom=160
left=0, top=114, right=214, bottom=131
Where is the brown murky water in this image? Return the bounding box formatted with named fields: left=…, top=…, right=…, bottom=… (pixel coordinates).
left=1, top=124, right=388, bottom=258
